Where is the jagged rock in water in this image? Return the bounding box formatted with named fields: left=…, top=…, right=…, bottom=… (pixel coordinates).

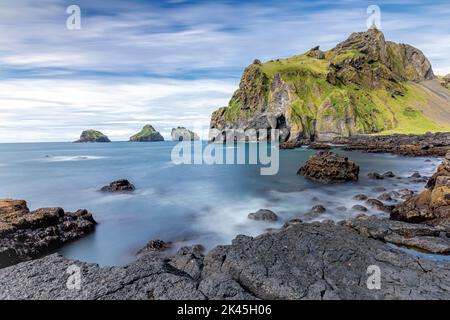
left=0, top=199, right=96, bottom=268
left=100, top=179, right=135, bottom=192
left=392, top=152, right=450, bottom=226
left=74, top=130, right=111, bottom=143
left=297, top=152, right=359, bottom=183
left=337, top=132, right=450, bottom=156
left=129, top=125, right=164, bottom=142
left=248, top=209, right=278, bottom=222
left=171, top=127, right=200, bottom=141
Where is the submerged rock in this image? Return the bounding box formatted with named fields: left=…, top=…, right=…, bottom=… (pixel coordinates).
left=0, top=199, right=96, bottom=268
left=297, top=152, right=359, bottom=183
left=129, top=125, right=164, bottom=142
left=74, top=130, right=111, bottom=143
left=100, top=179, right=135, bottom=192
left=248, top=209, right=278, bottom=222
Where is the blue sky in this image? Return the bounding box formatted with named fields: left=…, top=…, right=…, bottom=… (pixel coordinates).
left=0, top=0, right=449, bottom=142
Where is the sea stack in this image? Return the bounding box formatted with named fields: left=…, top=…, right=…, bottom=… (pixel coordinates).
left=171, top=127, right=200, bottom=141
left=129, top=125, right=164, bottom=142
left=74, top=130, right=111, bottom=143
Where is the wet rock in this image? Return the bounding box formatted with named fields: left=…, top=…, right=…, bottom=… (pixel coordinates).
left=368, top=172, right=384, bottom=180
left=366, top=199, right=394, bottom=213
left=378, top=193, right=393, bottom=201
left=138, top=240, right=170, bottom=254
left=100, top=179, right=135, bottom=192
left=297, top=152, right=359, bottom=183
left=310, top=205, right=326, bottom=214
left=343, top=215, right=450, bottom=254
left=372, top=187, right=387, bottom=193
left=0, top=199, right=96, bottom=268
left=280, top=141, right=302, bottom=149
left=336, top=206, right=347, bottom=212
left=392, top=152, right=450, bottom=226
left=410, top=172, right=421, bottom=178
left=248, top=209, right=278, bottom=222
left=308, top=143, right=331, bottom=150
left=353, top=194, right=368, bottom=201
left=338, top=133, right=450, bottom=157
left=169, top=245, right=205, bottom=280
left=382, top=171, right=395, bottom=178
left=351, top=205, right=368, bottom=212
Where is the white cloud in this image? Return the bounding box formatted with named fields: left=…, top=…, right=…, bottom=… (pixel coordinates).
left=0, top=78, right=237, bottom=142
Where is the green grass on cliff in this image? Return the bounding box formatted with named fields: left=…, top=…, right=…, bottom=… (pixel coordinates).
left=222, top=50, right=449, bottom=135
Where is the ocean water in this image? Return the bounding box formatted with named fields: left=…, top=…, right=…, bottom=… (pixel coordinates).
left=0, top=142, right=442, bottom=266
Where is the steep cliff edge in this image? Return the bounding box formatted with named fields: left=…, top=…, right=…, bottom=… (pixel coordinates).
left=210, top=29, right=450, bottom=142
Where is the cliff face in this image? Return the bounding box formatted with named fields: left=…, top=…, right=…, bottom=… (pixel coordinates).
left=210, top=29, right=449, bottom=142
left=171, top=127, right=200, bottom=141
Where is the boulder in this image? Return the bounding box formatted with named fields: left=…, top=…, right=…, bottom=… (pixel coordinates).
left=392, top=152, right=450, bottom=226
left=100, top=179, right=135, bottom=192
left=0, top=199, right=96, bottom=268
left=74, top=130, right=110, bottom=143
left=297, top=152, right=359, bottom=183
left=248, top=209, right=278, bottom=222
left=129, top=125, right=164, bottom=142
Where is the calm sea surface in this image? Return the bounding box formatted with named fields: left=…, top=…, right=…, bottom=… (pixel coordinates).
left=0, top=141, right=441, bottom=266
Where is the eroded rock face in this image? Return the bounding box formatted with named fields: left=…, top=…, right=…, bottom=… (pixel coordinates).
left=3, top=218, right=450, bottom=300
left=100, top=179, right=135, bottom=192
left=392, top=152, right=450, bottom=226
left=297, top=152, right=359, bottom=183
left=0, top=199, right=96, bottom=268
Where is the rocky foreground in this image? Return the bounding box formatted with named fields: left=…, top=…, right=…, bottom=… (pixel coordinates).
left=1, top=153, right=449, bottom=300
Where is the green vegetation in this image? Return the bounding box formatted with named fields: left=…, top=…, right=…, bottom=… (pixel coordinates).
left=130, top=125, right=157, bottom=140
left=81, top=129, right=106, bottom=139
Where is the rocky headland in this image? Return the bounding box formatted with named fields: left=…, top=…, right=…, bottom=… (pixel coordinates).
left=209, top=29, right=450, bottom=143
left=74, top=130, right=111, bottom=143
left=129, top=125, right=164, bottom=142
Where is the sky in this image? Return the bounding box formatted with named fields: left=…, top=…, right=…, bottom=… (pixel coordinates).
left=0, top=0, right=449, bottom=142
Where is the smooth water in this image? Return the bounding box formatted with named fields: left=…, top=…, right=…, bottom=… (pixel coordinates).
left=0, top=142, right=442, bottom=266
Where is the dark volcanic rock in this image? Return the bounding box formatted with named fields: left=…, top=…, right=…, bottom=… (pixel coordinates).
left=336, top=132, right=450, bottom=157
left=366, top=199, right=394, bottom=213
left=353, top=194, right=368, bottom=201
left=310, top=205, right=326, bottom=214
left=368, top=172, right=384, bottom=180
left=297, top=152, right=359, bottom=183
left=392, top=152, right=450, bottom=226
left=248, top=209, right=278, bottom=222
left=100, top=179, right=135, bottom=192
left=308, top=143, right=331, bottom=150
left=343, top=215, right=450, bottom=254
left=351, top=205, right=368, bottom=212
left=0, top=199, right=96, bottom=268
left=3, top=218, right=450, bottom=299
left=138, top=240, right=170, bottom=254
left=382, top=171, right=396, bottom=178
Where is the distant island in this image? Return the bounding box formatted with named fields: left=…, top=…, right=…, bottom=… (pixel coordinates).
left=129, top=125, right=164, bottom=142
left=74, top=129, right=111, bottom=143
left=210, top=28, right=450, bottom=143
left=171, top=127, right=200, bottom=141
